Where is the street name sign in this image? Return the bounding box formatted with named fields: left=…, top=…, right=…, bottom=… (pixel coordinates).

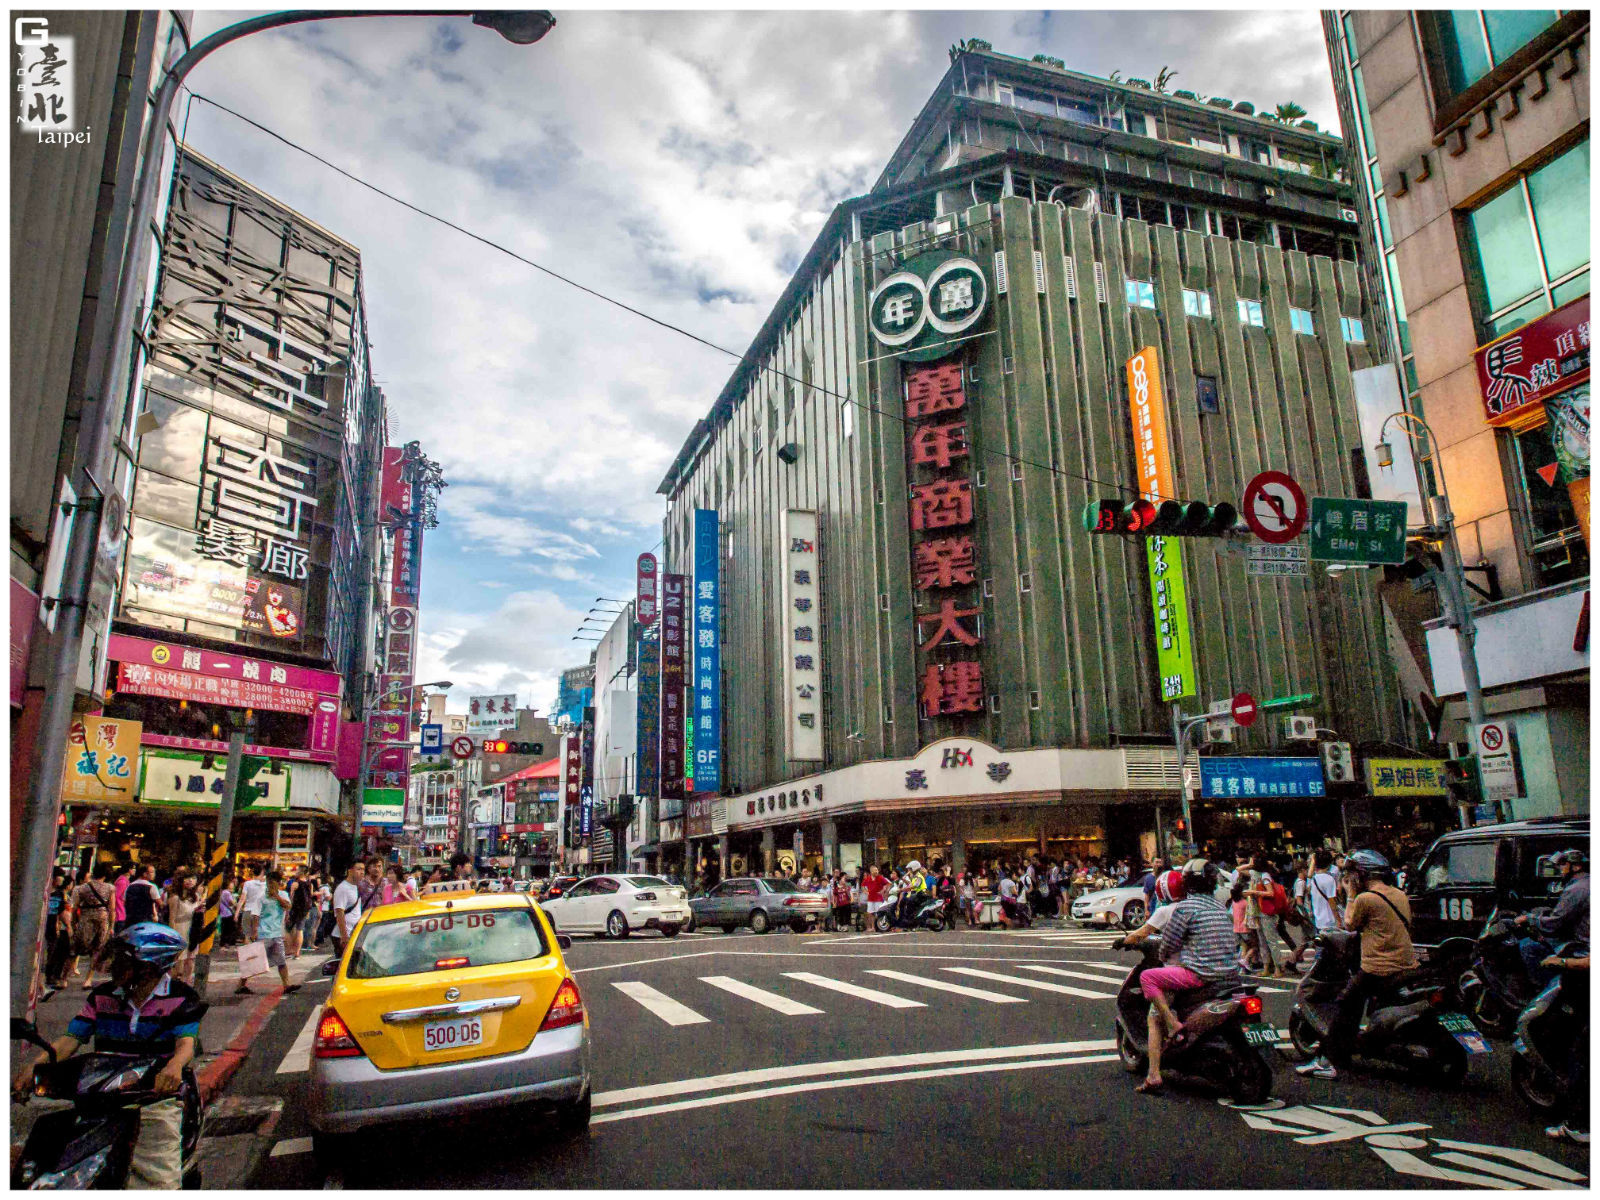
left=1308, top=497, right=1407, bottom=564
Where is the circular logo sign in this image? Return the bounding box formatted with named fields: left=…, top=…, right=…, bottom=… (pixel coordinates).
left=389, top=608, right=416, bottom=632
left=868, top=271, right=927, bottom=347
left=1242, top=470, right=1308, bottom=545
left=1231, top=691, right=1258, bottom=728
left=867, top=252, right=989, bottom=361
left=151, top=645, right=170, bottom=665
left=924, top=257, right=988, bottom=336
left=450, top=736, right=475, bottom=758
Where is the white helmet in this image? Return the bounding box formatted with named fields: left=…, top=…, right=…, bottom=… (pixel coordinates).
left=906, top=860, right=922, bottom=873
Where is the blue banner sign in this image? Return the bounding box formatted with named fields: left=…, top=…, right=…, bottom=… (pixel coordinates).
left=692, top=508, right=722, bottom=793
left=419, top=723, right=443, bottom=757
left=636, top=637, right=661, bottom=806
left=1199, top=756, right=1326, bottom=800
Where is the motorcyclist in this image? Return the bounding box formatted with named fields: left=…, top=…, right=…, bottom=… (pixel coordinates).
left=895, top=861, right=928, bottom=928
left=1136, top=860, right=1241, bottom=1094
left=1515, top=849, right=1589, bottom=989
left=12, top=922, right=204, bottom=1188
left=1296, top=849, right=1416, bottom=1081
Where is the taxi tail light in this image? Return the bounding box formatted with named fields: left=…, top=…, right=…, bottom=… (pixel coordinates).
left=435, top=956, right=471, bottom=970
left=313, top=1008, right=364, bottom=1059
left=1240, top=995, right=1264, bottom=1017
left=540, top=978, right=585, bottom=1031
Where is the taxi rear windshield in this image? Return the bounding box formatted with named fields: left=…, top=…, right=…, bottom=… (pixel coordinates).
left=347, top=908, right=548, bottom=979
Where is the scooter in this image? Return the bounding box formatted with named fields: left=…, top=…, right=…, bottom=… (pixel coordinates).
left=1457, top=910, right=1544, bottom=1038
left=873, top=886, right=947, bottom=932
left=11, top=1018, right=204, bottom=1189
left=1509, top=941, right=1588, bottom=1116
left=1110, top=938, right=1275, bottom=1104
left=1287, top=930, right=1485, bottom=1086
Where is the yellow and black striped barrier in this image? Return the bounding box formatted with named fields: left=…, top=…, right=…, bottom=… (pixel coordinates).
left=192, top=841, right=228, bottom=990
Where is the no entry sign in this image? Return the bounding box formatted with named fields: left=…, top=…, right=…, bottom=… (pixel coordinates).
left=1231, top=691, right=1258, bottom=728
left=1243, top=470, right=1308, bottom=545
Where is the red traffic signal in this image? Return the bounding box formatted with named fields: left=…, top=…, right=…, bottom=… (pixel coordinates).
left=1084, top=498, right=1157, bottom=534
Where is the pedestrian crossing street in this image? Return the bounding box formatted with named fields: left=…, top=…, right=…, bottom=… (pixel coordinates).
left=607, top=960, right=1139, bottom=1026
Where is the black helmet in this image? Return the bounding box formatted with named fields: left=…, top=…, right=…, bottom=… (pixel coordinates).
left=1346, top=849, right=1394, bottom=883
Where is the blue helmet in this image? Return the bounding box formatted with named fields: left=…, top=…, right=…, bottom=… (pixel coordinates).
left=109, top=922, right=187, bottom=971
left=1346, top=849, right=1394, bottom=883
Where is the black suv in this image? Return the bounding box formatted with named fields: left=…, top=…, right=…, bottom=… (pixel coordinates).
left=1403, top=816, right=1589, bottom=947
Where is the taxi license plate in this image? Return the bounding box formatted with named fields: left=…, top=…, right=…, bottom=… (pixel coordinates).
left=1242, top=1024, right=1278, bottom=1047
left=423, top=1016, right=483, bottom=1052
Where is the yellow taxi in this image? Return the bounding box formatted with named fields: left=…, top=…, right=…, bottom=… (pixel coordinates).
left=306, top=881, right=590, bottom=1162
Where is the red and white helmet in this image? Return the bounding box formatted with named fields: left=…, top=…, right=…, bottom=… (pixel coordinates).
left=1155, top=869, right=1187, bottom=905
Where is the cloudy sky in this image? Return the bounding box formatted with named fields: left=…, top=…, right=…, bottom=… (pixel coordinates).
left=183, top=6, right=1341, bottom=715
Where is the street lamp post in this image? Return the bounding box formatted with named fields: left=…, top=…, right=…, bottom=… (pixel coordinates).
left=12, top=8, right=553, bottom=1016
left=1377, top=412, right=1488, bottom=828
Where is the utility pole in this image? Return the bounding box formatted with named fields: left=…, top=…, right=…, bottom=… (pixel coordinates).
left=193, top=732, right=244, bottom=995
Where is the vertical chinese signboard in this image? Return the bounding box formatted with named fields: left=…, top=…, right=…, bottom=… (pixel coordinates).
left=660, top=574, right=687, bottom=804
left=560, top=731, right=583, bottom=849
left=61, top=717, right=142, bottom=805
left=636, top=637, right=660, bottom=805
left=902, top=360, right=985, bottom=723
left=692, top=510, right=722, bottom=793
left=781, top=510, right=824, bottom=760
left=1127, top=347, right=1196, bottom=703
left=636, top=552, right=659, bottom=628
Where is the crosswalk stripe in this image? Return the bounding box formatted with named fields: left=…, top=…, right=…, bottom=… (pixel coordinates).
left=276, top=1006, right=324, bottom=1075
left=866, top=970, right=1027, bottom=1004
left=613, top=981, right=710, bottom=1025
left=271, top=1137, right=314, bottom=1158
left=1016, top=964, right=1136, bottom=988
left=783, top=971, right=925, bottom=1009
left=700, top=976, right=824, bottom=1015
left=942, top=967, right=1118, bottom=999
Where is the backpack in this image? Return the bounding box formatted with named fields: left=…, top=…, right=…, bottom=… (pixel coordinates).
left=1259, top=879, right=1289, bottom=917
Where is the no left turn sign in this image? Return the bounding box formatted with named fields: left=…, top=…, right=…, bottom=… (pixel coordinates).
left=1243, top=470, right=1308, bottom=545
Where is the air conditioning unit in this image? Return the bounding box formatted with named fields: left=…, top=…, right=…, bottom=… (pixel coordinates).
left=1340, top=207, right=1360, bottom=223
left=1205, top=722, right=1234, bottom=744
left=1321, top=741, right=1355, bottom=784
left=1285, top=714, right=1318, bottom=741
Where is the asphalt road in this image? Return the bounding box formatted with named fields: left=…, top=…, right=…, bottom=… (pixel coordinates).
left=237, top=924, right=1589, bottom=1189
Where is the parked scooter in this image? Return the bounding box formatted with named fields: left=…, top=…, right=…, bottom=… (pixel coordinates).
left=1110, top=938, right=1275, bottom=1103
left=873, top=885, right=947, bottom=932
left=1287, top=930, right=1485, bottom=1086
left=11, top=1018, right=204, bottom=1189
left=1510, top=941, right=1589, bottom=1116
left=1458, top=910, right=1544, bottom=1038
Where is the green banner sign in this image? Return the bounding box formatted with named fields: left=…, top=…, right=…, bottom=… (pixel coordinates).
left=1148, top=535, right=1196, bottom=702
left=1308, top=497, right=1407, bottom=564
left=138, top=749, right=289, bottom=810
left=361, top=786, right=405, bottom=827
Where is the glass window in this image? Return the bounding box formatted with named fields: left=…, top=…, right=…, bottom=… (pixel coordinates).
left=1237, top=298, right=1265, bottom=327
left=1489, top=294, right=1551, bottom=338
left=1424, top=840, right=1500, bottom=888
left=1483, top=10, right=1561, bottom=62
left=762, top=879, right=802, bottom=893
left=1340, top=316, right=1367, bottom=342
left=1527, top=141, right=1590, bottom=283
left=1290, top=307, right=1316, bottom=335
left=1438, top=12, right=1560, bottom=96
left=1514, top=423, right=1588, bottom=583
left=1125, top=279, right=1156, bottom=309
left=1385, top=253, right=1411, bottom=354
left=132, top=472, right=198, bottom=528
left=1551, top=270, right=1589, bottom=308
left=1182, top=289, right=1212, bottom=318
left=347, top=908, right=548, bottom=979
left=627, top=877, right=671, bottom=889
left=1470, top=184, right=1546, bottom=314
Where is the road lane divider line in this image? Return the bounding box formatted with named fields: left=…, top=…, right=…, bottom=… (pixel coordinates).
left=699, top=976, right=824, bottom=1015
left=942, top=967, right=1117, bottom=999
left=611, top=981, right=710, bottom=1025
left=783, top=972, right=924, bottom=1009
left=573, top=950, right=720, bottom=974
left=276, top=1006, right=325, bottom=1075
left=270, top=1137, right=314, bottom=1158
left=865, top=970, right=1027, bottom=1003
left=1015, top=964, right=1142, bottom=987
left=592, top=1038, right=1117, bottom=1108
left=592, top=1053, right=1120, bottom=1124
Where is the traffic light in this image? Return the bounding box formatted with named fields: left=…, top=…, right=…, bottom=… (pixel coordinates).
left=237, top=755, right=270, bottom=805
left=482, top=740, right=544, bottom=755
left=1084, top=498, right=1238, bottom=537
left=1443, top=756, right=1481, bottom=807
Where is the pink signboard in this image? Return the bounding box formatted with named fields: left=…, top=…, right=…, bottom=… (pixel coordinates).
left=140, top=732, right=334, bottom=764
left=109, top=633, right=340, bottom=696
left=334, top=720, right=365, bottom=780
left=379, top=447, right=413, bottom=524
left=11, top=579, right=39, bottom=707
left=118, top=661, right=318, bottom=716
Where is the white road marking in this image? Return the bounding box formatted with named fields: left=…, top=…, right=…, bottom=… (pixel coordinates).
left=270, top=1137, right=314, bottom=1157
left=612, top=981, right=710, bottom=1026
left=592, top=1053, right=1119, bottom=1124
left=699, top=976, right=823, bottom=1015
left=592, top=1039, right=1117, bottom=1108
left=573, top=950, right=720, bottom=974
left=942, top=967, right=1117, bottom=999
left=866, top=969, right=1027, bottom=1003
left=782, top=971, right=924, bottom=1009
left=276, top=1007, right=324, bottom=1075
left=1016, top=964, right=1138, bottom=988
left=1431, top=1152, right=1585, bottom=1189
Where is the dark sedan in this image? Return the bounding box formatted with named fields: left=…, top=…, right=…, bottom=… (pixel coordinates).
left=690, top=877, right=829, bottom=934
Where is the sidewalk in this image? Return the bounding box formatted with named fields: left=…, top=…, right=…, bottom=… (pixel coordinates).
left=11, top=942, right=330, bottom=1185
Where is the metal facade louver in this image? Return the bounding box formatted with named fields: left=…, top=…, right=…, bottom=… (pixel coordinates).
left=1033, top=250, right=1046, bottom=293
left=993, top=251, right=1009, bottom=294
left=1123, top=747, right=1182, bottom=789
left=1093, top=261, right=1107, bottom=304
left=1063, top=257, right=1078, bottom=298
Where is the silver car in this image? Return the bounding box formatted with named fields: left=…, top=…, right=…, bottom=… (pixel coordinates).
left=690, top=877, right=830, bottom=934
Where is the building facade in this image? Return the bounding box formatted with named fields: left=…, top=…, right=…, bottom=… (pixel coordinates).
left=1324, top=11, right=1589, bottom=817
left=658, top=47, right=1408, bottom=873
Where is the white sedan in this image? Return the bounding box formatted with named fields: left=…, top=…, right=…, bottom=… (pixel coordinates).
left=539, top=874, right=691, bottom=939
left=1070, top=885, right=1149, bottom=930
